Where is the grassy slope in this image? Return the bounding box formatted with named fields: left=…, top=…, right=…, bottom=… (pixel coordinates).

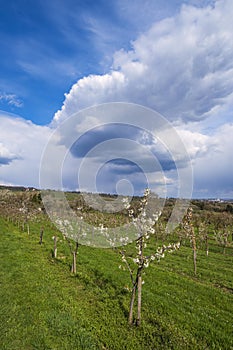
left=0, top=217, right=232, bottom=350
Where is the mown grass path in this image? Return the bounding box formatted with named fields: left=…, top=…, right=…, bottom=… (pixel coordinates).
left=0, top=217, right=233, bottom=349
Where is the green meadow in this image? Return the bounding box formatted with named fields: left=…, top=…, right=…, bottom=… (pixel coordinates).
left=0, top=206, right=232, bottom=350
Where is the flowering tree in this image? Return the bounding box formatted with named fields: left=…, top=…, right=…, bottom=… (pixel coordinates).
left=183, top=207, right=197, bottom=275
left=198, top=222, right=209, bottom=256
left=214, top=226, right=231, bottom=254
left=120, top=189, right=180, bottom=326
left=55, top=215, right=84, bottom=274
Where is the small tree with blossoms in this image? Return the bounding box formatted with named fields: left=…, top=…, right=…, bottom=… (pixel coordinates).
left=54, top=207, right=86, bottom=275
left=182, top=207, right=197, bottom=275
left=120, top=189, right=180, bottom=326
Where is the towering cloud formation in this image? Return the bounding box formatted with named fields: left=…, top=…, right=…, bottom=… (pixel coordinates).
left=54, top=0, right=233, bottom=126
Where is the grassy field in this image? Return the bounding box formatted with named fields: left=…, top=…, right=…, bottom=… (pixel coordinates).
left=0, top=215, right=233, bottom=350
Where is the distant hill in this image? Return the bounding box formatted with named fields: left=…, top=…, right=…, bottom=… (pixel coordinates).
left=0, top=185, right=37, bottom=192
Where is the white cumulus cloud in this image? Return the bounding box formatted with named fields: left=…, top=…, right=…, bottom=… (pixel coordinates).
left=49, top=0, right=233, bottom=198
left=53, top=0, right=233, bottom=125
left=0, top=114, right=51, bottom=187
left=1, top=0, right=233, bottom=199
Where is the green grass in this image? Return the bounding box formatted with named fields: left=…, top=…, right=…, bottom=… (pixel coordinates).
left=0, top=217, right=233, bottom=349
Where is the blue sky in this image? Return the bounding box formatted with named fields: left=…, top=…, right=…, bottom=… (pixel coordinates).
left=0, top=0, right=233, bottom=199
left=0, top=0, right=115, bottom=124
left=0, top=0, right=214, bottom=124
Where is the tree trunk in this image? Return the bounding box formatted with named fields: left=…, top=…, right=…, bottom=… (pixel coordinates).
left=128, top=283, right=137, bottom=325
left=53, top=236, right=57, bottom=258
left=193, top=248, right=197, bottom=275
left=39, top=228, right=44, bottom=245
left=71, top=242, right=79, bottom=274
left=192, top=233, right=197, bottom=275
left=71, top=251, right=77, bottom=274
left=136, top=273, right=142, bottom=326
